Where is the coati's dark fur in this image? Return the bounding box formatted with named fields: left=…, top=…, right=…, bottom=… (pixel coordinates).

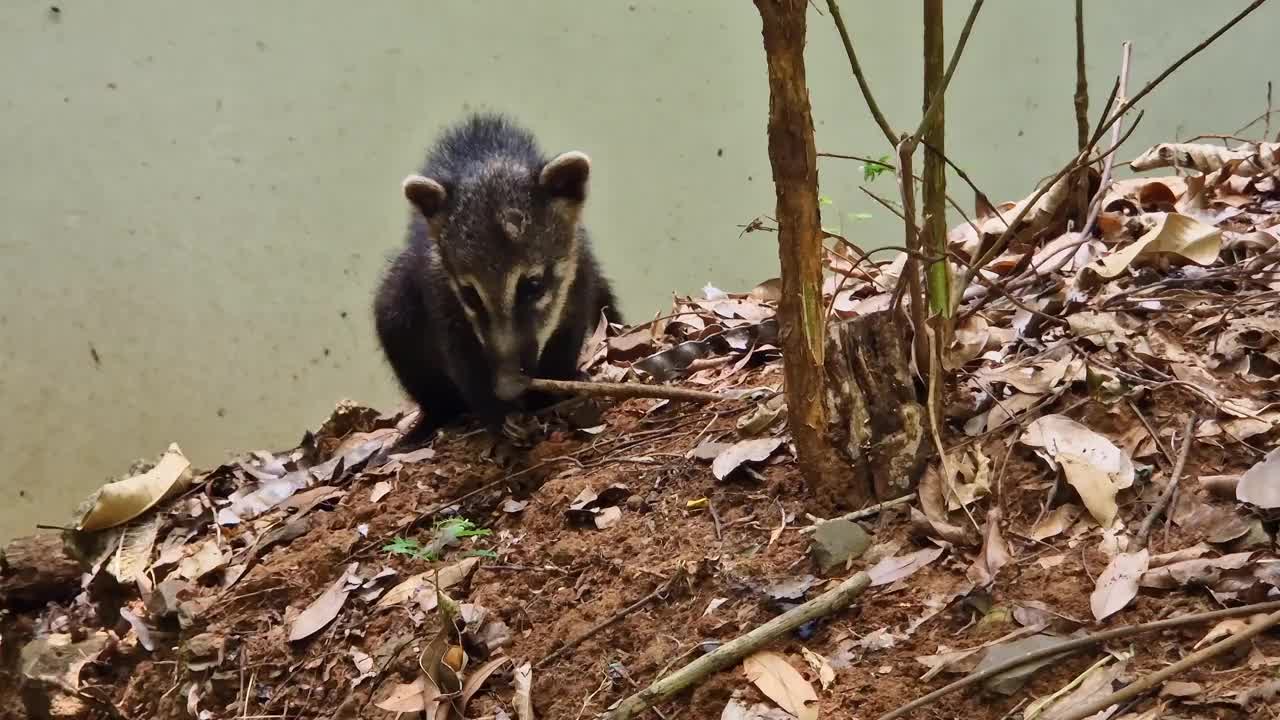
left=374, top=113, right=621, bottom=446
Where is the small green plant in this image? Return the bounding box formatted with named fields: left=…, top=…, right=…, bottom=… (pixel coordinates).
left=382, top=536, right=433, bottom=561
left=862, top=155, right=892, bottom=183
left=381, top=518, right=493, bottom=562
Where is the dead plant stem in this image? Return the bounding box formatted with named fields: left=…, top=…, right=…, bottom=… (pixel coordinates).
left=1054, top=606, right=1280, bottom=720
left=1134, top=414, right=1196, bottom=551
left=528, top=378, right=728, bottom=405
left=877, top=599, right=1280, bottom=720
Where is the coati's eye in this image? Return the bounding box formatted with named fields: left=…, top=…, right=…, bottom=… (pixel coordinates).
left=516, top=274, right=546, bottom=303
left=459, top=285, right=485, bottom=315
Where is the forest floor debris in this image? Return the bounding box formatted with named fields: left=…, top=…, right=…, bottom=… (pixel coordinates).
left=3, top=136, right=1280, bottom=720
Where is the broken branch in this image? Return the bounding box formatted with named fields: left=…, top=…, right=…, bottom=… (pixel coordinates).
left=1134, top=414, right=1196, bottom=551
left=1054, top=606, right=1280, bottom=720
left=529, top=378, right=728, bottom=405
left=605, top=572, right=870, bottom=720
left=877, top=599, right=1280, bottom=720
left=825, top=0, right=897, bottom=145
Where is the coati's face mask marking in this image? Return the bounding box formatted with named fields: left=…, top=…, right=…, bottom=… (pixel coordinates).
left=402, top=151, right=590, bottom=402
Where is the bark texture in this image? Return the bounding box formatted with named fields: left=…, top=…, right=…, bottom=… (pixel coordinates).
left=754, top=0, right=863, bottom=510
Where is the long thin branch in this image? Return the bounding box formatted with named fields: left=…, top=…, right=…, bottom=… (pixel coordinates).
left=825, top=0, right=897, bottom=145
left=606, top=572, right=871, bottom=720
left=913, top=0, right=985, bottom=145
left=529, top=378, right=727, bottom=404
left=1087, top=0, right=1269, bottom=150
left=1072, top=0, right=1089, bottom=153
left=1134, top=414, right=1196, bottom=551
left=876, top=599, right=1280, bottom=720
left=1055, top=607, right=1280, bottom=720
left=1080, top=41, right=1133, bottom=239
left=966, top=0, right=1266, bottom=289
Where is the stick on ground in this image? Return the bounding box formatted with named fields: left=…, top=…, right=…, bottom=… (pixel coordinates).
left=876, top=599, right=1280, bottom=720
left=1054, top=606, right=1280, bottom=720
left=605, top=572, right=871, bottom=720
left=1134, top=414, right=1196, bottom=551
left=529, top=378, right=728, bottom=405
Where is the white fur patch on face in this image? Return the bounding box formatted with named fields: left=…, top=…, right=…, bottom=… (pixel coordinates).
left=535, top=252, right=579, bottom=356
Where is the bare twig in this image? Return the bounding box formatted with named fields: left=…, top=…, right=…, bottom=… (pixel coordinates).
left=1081, top=41, right=1133, bottom=239
left=537, top=574, right=680, bottom=670
left=825, top=0, right=897, bottom=145
left=1088, top=0, right=1269, bottom=151
left=606, top=572, right=871, bottom=720
left=800, top=493, right=917, bottom=533
left=1054, top=607, right=1280, bottom=720
left=913, top=0, right=984, bottom=145
left=1134, top=414, right=1196, bottom=551
left=529, top=378, right=728, bottom=405
left=1072, top=0, right=1089, bottom=153
left=877, top=599, right=1280, bottom=720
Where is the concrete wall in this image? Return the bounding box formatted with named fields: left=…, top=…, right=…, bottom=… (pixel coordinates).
left=1, top=0, right=1275, bottom=541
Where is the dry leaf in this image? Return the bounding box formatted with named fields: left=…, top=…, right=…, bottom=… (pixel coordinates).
left=1060, top=454, right=1121, bottom=528
left=712, top=438, right=784, bottom=480
left=19, top=632, right=112, bottom=693
left=743, top=651, right=819, bottom=720
left=513, top=661, right=533, bottom=720
left=967, top=508, right=1011, bottom=587
left=868, top=547, right=945, bottom=586
left=1139, top=552, right=1253, bottom=589
left=377, top=557, right=480, bottom=610
left=800, top=648, right=836, bottom=692
left=1090, top=550, right=1149, bottom=621
left=75, top=443, right=192, bottom=531
left=289, top=564, right=358, bottom=642
left=1237, top=447, right=1280, bottom=509
left=1031, top=505, right=1082, bottom=541
left=370, top=481, right=392, bottom=503
left=375, top=678, right=428, bottom=713
left=1089, top=213, right=1222, bottom=278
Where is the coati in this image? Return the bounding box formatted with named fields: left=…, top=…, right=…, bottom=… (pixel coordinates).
left=373, top=113, right=621, bottom=447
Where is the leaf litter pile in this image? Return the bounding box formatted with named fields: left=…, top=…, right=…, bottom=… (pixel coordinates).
left=4, top=138, right=1280, bottom=720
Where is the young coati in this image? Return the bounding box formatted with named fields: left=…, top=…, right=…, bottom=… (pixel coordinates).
left=373, top=113, right=621, bottom=447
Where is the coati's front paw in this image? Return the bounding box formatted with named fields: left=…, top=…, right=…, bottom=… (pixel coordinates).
left=501, top=412, right=545, bottom=447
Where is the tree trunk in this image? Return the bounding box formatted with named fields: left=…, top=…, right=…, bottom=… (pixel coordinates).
left=754, top=0, right=864, bottom=511
left=921, top=0, right=950, bottom=323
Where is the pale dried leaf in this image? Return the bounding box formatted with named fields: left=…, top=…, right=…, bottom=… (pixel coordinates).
left=75, top=443, right=192, bottom=531
left=376, top=678, right=428, bottom=713
left=743, top=651, right=819, bottom=720
left=1090, top=550, right=1149, bottom=621
left=1060, top=454, right=1121, bottom=528
left=868, top=547, right=945, bottom=587
left=377, top=557, right=480, bottom=610
left=712, top=438, right=784, bottom=480
left=1237, top=447, right=1280, bottom=509
left=513, top=662, right=534, bottom=720
left=1031, top=505, right=1082, bottom=541
left=1089, top=213, right=1222, bottom=279
left=800, top=648, right=836, bottom=691
left=289, top=564, right=358, bottom=642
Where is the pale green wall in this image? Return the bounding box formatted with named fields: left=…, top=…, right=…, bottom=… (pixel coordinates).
left=1, top=1, right=1275, bottom=541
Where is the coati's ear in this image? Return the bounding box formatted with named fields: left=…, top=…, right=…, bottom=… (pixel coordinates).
left=539, top=151, right=591, bottom=204
left=402, top=175, right=447, bottom=217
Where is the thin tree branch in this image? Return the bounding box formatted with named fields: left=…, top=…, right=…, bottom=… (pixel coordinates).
left=913, top=0, right=985, bottom=145
left=1081, top=41, right=1133, bottom=239
left=825, top=0, right=898, bottom=145
left=1087, top=0, right=1270, bottom=150
left=1054, top=607, right=1280, bottom=720
left=529, top=378, right=728, bottom=405
left=1134, top=414, right=1196, bottom=551
left=876, top=599, right=1280, bottom=720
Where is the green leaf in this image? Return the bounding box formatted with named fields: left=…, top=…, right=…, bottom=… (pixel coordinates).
left=863, top=155, right=892, bottom=183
